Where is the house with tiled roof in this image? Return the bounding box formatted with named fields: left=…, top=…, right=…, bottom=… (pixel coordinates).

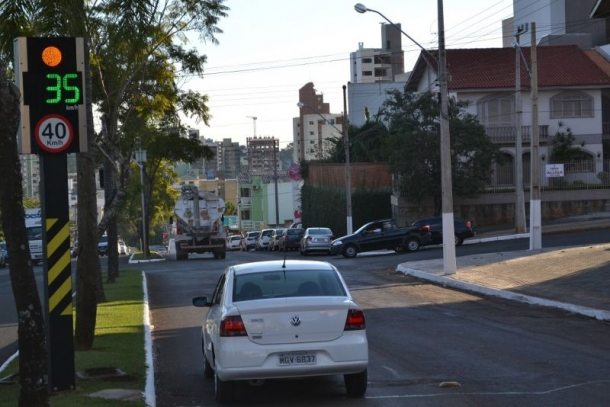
left=382, top=45, right=610, bottom=225
left=392, top=44, right=610, bottom=225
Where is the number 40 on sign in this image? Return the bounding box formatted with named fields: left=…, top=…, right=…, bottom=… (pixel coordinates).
left=34, top=114, right=74, bottom=153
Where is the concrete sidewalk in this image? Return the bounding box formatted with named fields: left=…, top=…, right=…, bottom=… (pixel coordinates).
left=397, top=217, right=610, bottom=321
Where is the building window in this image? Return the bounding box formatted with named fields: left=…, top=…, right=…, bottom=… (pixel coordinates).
left=309, top=131, right=315, bottom=135
left=363, top=71, right=372, bottom=76
left=308, top=121, right=314, bottom=125
left=362, top=57, right=372, bottom=63
left=550, top=91, right=593, bottom=118
left=477, top=95, right=514, bottom=127
left=374, top=68, right=387, bottom=77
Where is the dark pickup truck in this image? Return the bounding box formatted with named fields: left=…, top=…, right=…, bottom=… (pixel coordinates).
left=330, top=219, right=431, bottom=258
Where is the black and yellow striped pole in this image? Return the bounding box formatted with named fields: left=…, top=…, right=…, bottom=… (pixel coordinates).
left=41, top=154, right=75, bottom=391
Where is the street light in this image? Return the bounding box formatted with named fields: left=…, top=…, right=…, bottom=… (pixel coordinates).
left=297, top=86, right=353, bottom=235
left=355, top=2, right=457, bottom=275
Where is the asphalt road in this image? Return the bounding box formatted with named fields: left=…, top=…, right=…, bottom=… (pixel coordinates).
left=147, top=231, right=610, bottom=406
left=2, top=231, right=610, bottom=406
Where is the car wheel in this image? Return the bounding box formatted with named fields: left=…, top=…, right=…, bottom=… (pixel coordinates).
left=202, top=341, right=213, bottom=379
left=214, top=371, right=234, bottom=403
left=455, top=234, right=464, bottom=246
left=344, top=369, right=367, bottom=397
left=342, top=244, right=358, bottom=258
left=405, top=238, right=420, bottom=252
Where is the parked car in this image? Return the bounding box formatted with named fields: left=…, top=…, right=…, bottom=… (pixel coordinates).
left=226, top=235, right=242, bottom=251
left=331, top=219, right=432, bottom=258
left=411, top=216, right=475, bottom=246
left=300, top=227, right=334, bottom=255
left=278, top=228, right=305, bottom=251
left=255, top=229, right=274, bottom=250
left=269, top=228, right=286, bottom=251
left=99, top=235, right=131, bottom=256
left=241, top=231, right=260, bottom=251
left=98, top=234, right=109, bottom=256
left=192, top=260, right=368, bottom=403
left=0, top=240, right=6, bottom=268
left=118, top=239, right=130, bottom=255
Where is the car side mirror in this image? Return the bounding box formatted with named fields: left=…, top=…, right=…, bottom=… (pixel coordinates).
left=192, top=296, right=211, bottom=307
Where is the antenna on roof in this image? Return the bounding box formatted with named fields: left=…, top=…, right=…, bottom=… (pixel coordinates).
left=282, top=252, right=287, bottom=268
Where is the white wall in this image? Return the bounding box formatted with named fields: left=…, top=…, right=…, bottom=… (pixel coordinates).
left=514, top=0, right=566, bottom=46
left=348, top=81, right=406, bottom=128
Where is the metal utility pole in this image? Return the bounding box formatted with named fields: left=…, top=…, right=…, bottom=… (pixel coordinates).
left=514, top=25, right=527, bottom=233
left=529, top=22, right=542, bottom=250
left=343, top=84, right=353, bottom=235
left=438, top=0, right=456, bottom=274
left=273, top=138, right=279, bottom=226
left=135, top=149, right=148, bottom=255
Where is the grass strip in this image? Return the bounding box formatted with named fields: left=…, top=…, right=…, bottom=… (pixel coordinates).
left=0, top=269, right=146, bottom=406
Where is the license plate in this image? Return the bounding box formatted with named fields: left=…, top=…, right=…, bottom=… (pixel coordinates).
left=278, top=352, right=316, bottom=366
left=315, top=238, right=328, bottom=243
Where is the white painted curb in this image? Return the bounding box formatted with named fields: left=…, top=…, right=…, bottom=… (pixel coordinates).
left=0, top=351, right=18, bottom=375
left=142, top=272, right=156, bottom=407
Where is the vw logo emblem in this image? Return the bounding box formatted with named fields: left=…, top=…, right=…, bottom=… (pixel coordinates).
left=290, top=315, right=301, bottom=326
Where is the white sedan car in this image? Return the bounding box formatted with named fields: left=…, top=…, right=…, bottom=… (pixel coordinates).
left=192, top=260, right=368, bottom=403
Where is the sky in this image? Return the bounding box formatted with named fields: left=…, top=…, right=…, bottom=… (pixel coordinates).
left=180, top=0, right=514, bottom=149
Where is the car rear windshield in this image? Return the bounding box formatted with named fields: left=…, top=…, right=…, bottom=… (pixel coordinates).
left=286, top=229, right=303, bottom=236
left=309, top=228, right=331, bottom=235
left=233, top=268, right=346, bottom=301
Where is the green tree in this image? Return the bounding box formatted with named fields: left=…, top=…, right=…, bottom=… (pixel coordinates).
left=325, top=122, right=390, bottom=163
left=120, top=159, right=179, bottom=250
left=0, top=0, right=228, bottom=351
left=88, top=0, right=226, bottom=285
left=381, top=91, right=500, bottom=215
left=225, top=201, right=237, bottom=216
left=0, top=65, right=48, bottom=406
left=551, top=123, right=587, bottom=162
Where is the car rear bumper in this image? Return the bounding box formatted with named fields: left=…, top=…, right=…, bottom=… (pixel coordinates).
left=214, top=333, right=368, bottom=381
left=302, top=243, right=332, bottom=253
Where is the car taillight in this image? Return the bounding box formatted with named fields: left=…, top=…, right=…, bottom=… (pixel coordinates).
left=420, top=225, right=431, bottom=232
left=344, top=309, right=365, bottom=331
left=307, top=236, right=312, bottom=242
left=220, top=315, right=248, bottom=337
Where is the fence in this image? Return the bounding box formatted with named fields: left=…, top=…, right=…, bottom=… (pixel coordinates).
left=486, top=158, right=610, bottom=192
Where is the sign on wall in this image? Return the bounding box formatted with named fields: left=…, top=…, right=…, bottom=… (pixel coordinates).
left=545, top=164, right=565, bottom=178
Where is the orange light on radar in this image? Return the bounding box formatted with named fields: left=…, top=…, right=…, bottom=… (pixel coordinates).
left=41, top=46, right=62, bottom=67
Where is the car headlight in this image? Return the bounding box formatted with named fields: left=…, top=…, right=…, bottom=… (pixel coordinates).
left=332, top=240, right=343, bottom=246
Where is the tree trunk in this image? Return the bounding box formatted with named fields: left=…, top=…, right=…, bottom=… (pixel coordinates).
left=104, top=158, right=119, bottom=282
left=0, top=72, right=49, bottom=406
left=74, top=38, right=104, bottom=350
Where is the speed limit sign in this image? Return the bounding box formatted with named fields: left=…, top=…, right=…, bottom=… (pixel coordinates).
left=34, top=114, right=74, bottom=153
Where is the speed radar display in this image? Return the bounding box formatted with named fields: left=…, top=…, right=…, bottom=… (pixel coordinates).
left=14, top=37, right=87, bottom=154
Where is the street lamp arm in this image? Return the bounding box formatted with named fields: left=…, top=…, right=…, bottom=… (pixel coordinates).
left=354, top=3, right=438, bottom=69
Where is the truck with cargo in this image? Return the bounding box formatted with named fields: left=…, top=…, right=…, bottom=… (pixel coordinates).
left=173, top=184, right=226, bottom=260
left=25, top=208, right=44, bottom=264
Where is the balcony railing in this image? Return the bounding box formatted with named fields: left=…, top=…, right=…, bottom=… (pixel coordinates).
left=485, top=125, right=549, bottom=144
